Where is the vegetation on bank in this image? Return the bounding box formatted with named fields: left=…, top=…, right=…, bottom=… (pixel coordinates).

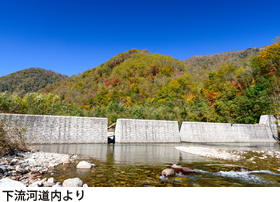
left=0, top=42, right=279, bottom=126
left=0, top=116, right=29, bottom=157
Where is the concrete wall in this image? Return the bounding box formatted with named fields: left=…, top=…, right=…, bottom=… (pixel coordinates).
left=115, top=119, right=180, bottom=143
left=0, top=114, right=108, bottom=144
left=180, top=115, right=277, bottom=143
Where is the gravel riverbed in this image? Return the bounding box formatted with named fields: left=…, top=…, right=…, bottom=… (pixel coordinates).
left=175, top=146, right=280, bottom=162
left=0, top=151, right=91, bottom=187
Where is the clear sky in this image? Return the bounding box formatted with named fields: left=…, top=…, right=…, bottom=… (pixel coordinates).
left=0, top=0, right=279, bottom=77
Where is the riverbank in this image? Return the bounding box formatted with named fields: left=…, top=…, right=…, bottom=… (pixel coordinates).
left=175, top=145, right=280, bottom=163
left=0, top=151, right=85, bottom=187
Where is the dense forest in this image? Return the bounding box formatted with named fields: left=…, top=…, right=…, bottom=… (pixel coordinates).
left=0, top=68, right=68, bottom=97
left=0, top=42, right=279, bottom=126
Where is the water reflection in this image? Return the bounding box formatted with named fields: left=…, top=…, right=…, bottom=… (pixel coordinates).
left=33, top=143, right=280, bottom=165
left=33, top=143, right=214, bottom=165
left=33, top=144, right=108, bottom=160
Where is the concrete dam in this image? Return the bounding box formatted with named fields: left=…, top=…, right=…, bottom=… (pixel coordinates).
left=114, top=118, right=181, bottom=143
left=180, top=115, right=277, bottom=143
left=0, top=114, right=108, bottom=144
left=0, top=114, right=278, bottom=144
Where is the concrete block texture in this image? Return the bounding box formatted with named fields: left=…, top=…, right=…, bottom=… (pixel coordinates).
left=0, top=114, right=108, bottom=144
left=180, top=115, right=277, bottom=143
left=115, top=119, right=181, bottom=143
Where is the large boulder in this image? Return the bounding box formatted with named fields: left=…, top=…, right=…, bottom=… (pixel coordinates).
left=0, top=178, right=26, bottom=187
left=63, top=178, right=83, bottom=187
left=77, top=161, right=94, bottom=169
left=162, top=169, right=175, bottom=177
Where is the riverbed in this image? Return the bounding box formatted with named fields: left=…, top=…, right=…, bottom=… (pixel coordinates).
left=32, top=143, right=280, bottom=187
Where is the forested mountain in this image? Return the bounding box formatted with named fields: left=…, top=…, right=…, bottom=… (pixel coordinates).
left=0, top=68, right=68, bottom=97
left=1, top=43, right=279, bottom=126
left=41, top=47, right=262, bottom=109
left=40, top=49, right=196, bottom=108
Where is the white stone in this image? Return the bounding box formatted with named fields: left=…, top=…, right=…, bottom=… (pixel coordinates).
left=0, top=178, right=26, bottom=187
left=77, top=161, right=92, bottom=169
left=162, top=169, right=175, bottom=177
left=47, top=178, right=56, bottom=183
left=29, top=178, right=47, bottom=187
left=61, top=158, right=70, bottom=164
left=63, top=178, right=83, bottom=187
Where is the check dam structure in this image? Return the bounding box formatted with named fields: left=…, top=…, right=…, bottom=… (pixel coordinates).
left=0, top=114, right=277, bottom=144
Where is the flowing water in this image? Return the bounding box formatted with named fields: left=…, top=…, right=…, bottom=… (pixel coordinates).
left=33, top=143, right=280, bottom=187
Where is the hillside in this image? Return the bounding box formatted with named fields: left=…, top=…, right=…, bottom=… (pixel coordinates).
left=43, top=47, right=262, bottom=109
left=41, top=49, right=197, bottom=108
left=184, top=47, right=264, bottom=79
left=0, top=68, right=68, bottom=97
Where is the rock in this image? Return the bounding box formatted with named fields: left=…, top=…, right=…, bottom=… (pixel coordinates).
left=20, top=179, right=29, bottom=185
left=5, top=171, right=11, bottom=176
left=179, top=167, right=195, bottom=174
left=10, top=159, right=18, bottom=165
left=16, top=166, right=28, bottom=174
left=0, top=166, right=7, bottom=173
left=47, top=177, right=56, bottom=183
left=0, top=178, right=26, bottom=187
left=40, top=168, right=48, bottom=174
left=11, top=170, right=17, bottom=176
left=29, top=178, right=47, bottom=187
left=171, top=164, right=183, bottom=169
left=77, top=161, right=92, bottom=169
left=235, top=167, right=252, bottom=172
left=61, top=157, right=71, bottom=164
left=10, top=176, right=19, bottom=181
left=25, top=166, right=31, bottom=171
left=63, top=178, right=83, bottom=187
left=52, top=182, right=63, bottom=187
left=43, top=182, right=55, bottom=187
left=7, top=166, right=15, bottom=171
left=162, top=169, right=175, bottom=177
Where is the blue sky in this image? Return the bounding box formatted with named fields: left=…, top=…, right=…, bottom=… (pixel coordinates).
left=0, top=0, right=279, bottom=77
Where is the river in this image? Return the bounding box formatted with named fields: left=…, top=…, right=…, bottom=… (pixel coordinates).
left=32, top=143, right=280, bottom=187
